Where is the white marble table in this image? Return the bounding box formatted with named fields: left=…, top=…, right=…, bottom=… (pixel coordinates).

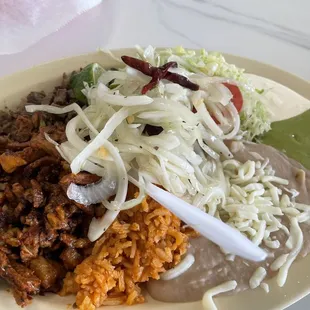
left=0, top=0, right=309, bottom=80
left=0, top=0, right=309, bottom=309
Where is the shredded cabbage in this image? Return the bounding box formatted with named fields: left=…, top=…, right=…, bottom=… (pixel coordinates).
left=136, top=46, right=271, bottom=140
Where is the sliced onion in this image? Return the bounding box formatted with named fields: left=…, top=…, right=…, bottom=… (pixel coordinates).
left=200, top=127, right=233, bottom=159
left=70, top=106, right=148, bottom=174
left=119, top=174, right=146, bottom=210
left=85, top=140, right=128, bottom=242
left=207, top=83, right=233, bottom=106
left=88, top=210, right=119, bottom=242
left=66, top=116, right=89, bottom=150
left=98, top=90, right=153, bottom=106
left=197, top=138, right=219, bottom=160
left=222, top=102, right=240, bottom=140
left=137, top=111, right=174, bottom=120
left=67, top=177, right=117, bottom=206
left=70, top=107, right=131, bottom=174
left=26, top=103, right=98, bottom=134
left=44, top=132, right=58, bottom=146
left=142, top=133, right=180, bottom=151
left=103, top=140, right=128, bottom=207
left=192, top=91, right=223, bottom=137
left=206, top=101, right=228, bottom=126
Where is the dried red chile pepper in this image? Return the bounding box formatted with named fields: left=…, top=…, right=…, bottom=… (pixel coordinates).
left=141, top=61, right=177, bottom=94
left=121, top=56, right=199, bottom=94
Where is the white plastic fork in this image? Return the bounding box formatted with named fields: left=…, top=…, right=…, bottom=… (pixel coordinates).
left=144, top=182, right=267, bottom=262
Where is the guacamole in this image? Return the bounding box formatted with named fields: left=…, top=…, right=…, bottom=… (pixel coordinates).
left=260, top=109, right=310, bottom=170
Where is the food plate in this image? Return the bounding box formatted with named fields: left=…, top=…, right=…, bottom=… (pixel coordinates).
left=0, top=48, right=310, bottom=310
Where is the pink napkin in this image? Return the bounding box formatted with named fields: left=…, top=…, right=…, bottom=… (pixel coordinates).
left=0, top=0, right=102, bottom=55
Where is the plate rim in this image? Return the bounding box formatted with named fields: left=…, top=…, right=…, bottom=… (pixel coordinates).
left=0, top=48, right=310, bottom=310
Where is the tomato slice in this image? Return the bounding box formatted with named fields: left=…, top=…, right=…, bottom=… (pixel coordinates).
left=222, top=82, right=243, bottom=112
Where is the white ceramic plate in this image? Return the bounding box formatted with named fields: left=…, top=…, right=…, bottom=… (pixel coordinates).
left=0, top=49, right=310, bottom=310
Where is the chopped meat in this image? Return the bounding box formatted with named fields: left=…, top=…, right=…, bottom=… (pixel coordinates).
left=0, top=245, right=11, bottom=254
left=53, top=89, right=67, bottom=105
left=14, top=202, right=25, bottom=218
left=4, top=184, right=15, bottom=202
left=46, top=260, right=67, bottom=293
left=0, top=175, right=10, bottom=183
left=60, top=172, right=101, bottom=187
left=0, top=192, right=6, bottom=205
left=39, top=229, right=58, bottom=248
left=26, top=91, right=46, bottom=104
left=60, top=247, right=83, bottom=270
left=0, top=80, right=95, bottom=307
left=18, top=146, right=46, bottom=163
left=23, top=209, right=42, bottom=226
left=29, top=256, right=59, bottom=289
left=45, top=205, right=77, bottom=231
left=0, top=152, right=27, bottom=173
left=1, top=228, right=22, bottom=247
left=0, top=111, right=14, bottom=135
left=29, top=134, right=61, bottom=158
left=6, top=141, right=31, bottom=150
left=1, top=204, right=15, bottom=225
left=31, top=112, right=41, bottom=129
left=0, top=136, right=8, bottom=149
left=95, top=204, right=105, bottom=218
left=0, top=147, right=45, bottom=174
left=39, top=123, right=67, bottom=143
left=20, top=226, right=40, bottom=262
left=43, top=187, right=80, bottom=230
left=11, top=183, right=24, bottom=199
left=60, top=233, right=91, bottom=249
left=0, top=250, right=41, bottom=305
left=46, top=210, right=67, bottom=230
left=41, top=92, right=54, bottom=106
left=23, top=188, right=33, bottom=203
left=72, top=201, right=94, bottom=216
left=43, top=185, right=71, bottom=210
left=30, top=179, right=44, bottom=208
left=23, top=156, right=59, bottom=178
left=0, top=209, right=7, bottom=228
left=0, top=147, right=43, bottom=173
left=12, top=288, right=33, bottom=307
left=10, top=115, right=34, bottom=142
left=36, top=165, right=60, bottom=183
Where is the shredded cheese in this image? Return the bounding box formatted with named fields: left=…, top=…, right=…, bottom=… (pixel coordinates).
left=264, top=239, right=280, bottom=249
left=277, top=218, right=303, bottom=287
left=215, top=156, right=308, bottom=291
left=260, top=282, right=270, bottom=293
left=249, top=267, right=267, bottom=289
left=270, top=254, right=289, bottom=271
left=202, top=280, right=237, bottom=310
